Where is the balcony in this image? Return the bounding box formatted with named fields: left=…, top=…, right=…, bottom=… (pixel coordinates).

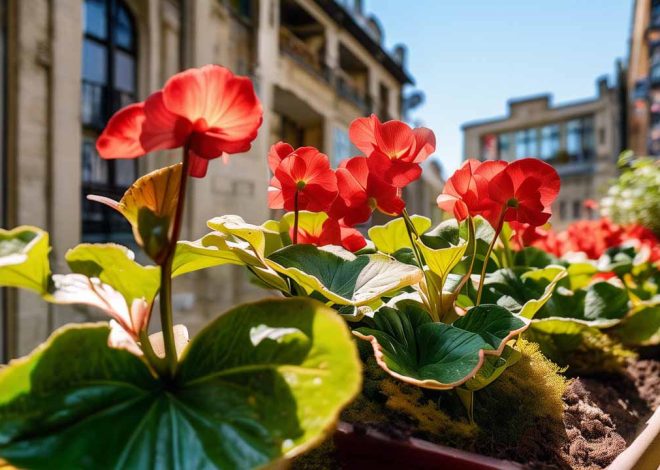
left=279, top=27, right=331, bottom=83
left=335, top=69, right=371, bottom=113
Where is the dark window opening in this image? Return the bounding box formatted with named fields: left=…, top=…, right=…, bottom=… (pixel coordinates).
left=81, top=0, right=137, bottom=244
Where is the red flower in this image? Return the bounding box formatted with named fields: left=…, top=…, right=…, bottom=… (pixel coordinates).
left=487, top=158, right=560, bottom=229
left=436, top=159, right=507, bottom=225
left=349, top=115, right=435, bottom=187
left=96, top=65, right=263, bottom=178
left=335, top=156, right=405, bottom=226
left=289, top=218, right=366, bottom=252
left=267, top=146, right=338, bottom=212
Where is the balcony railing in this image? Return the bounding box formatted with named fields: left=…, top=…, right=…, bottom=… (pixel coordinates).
left=334, top=69, right=371, bottom=113
left=279, top=27, right=330, bottom=82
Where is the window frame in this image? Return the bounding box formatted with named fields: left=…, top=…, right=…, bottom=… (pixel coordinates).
left=81, top=0, right=138, bottom=242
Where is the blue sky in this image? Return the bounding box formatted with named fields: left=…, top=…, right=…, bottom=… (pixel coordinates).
left=368, top=0, right=632, bottom=175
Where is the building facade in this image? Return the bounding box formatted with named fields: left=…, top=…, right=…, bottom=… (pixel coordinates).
left=627, top=0, right=660, bottom=156
left=0, top=0, right=429, bottom=359
left=462, top=77, right=624, bottom=230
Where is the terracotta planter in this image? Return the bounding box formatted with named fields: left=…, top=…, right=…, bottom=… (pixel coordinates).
left=608, top=406, right=660, bottom=470
left=333, top=407, right=660, bottom=470
left=333, top=422, right=523, bottom=470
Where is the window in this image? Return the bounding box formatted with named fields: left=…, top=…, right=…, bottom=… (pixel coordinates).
left=515, top=128, right=538, bottom=159
left=540, top=124, right=560, bottom=161
left=497, top=133, right=513, bottom=161
left=566, top=117, right=595, bottom=162
left=480, top=134, right=498, bottom=160
left=651, top=43, right=660, bottom=85
left=572, top=200, right=581, bottom=220
left=81, top=0, right=137, bottom=243
left=559, top=201, right=567, bottom=221
left=332, top=126, right=357, bottom=167
left=653, top=0, right=660, bottom=28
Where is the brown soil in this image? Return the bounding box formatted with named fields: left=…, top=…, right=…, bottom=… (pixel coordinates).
left=293, top=354, right=660, bottom=470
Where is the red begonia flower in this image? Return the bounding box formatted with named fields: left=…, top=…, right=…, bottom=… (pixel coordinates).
left=267, top=147, right=338, bottom=212
left=349, top=115, right=435, bottom=187
left=289, top=218, right=366, bottom=252
left=436, top=159, right=506, bottom=226
left=97, top=65, right=263, bottom=178
left=336, top=156, right=405, bottom=226
left=267, top=141, right=295, bottom=172
left=487, top=158, right=560, bottom=229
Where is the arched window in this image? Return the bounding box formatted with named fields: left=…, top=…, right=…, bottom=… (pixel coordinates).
left=81, top=0, right=137, bottom=243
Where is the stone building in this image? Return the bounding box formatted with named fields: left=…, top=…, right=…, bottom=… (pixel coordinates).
left=627, top=0, right=660, bottom=156
left=462, top=77, right=624, bottom=230
left=0, top=0, right=429, bottom=359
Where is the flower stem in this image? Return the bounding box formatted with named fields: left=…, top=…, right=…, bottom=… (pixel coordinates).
left=454, top=216, right=477, bottom=294
left=158, top=147, right=191, bottom=378
left=475, top=210, right=506, bottom=305
left=402, top=209, right=441, bottom=321
left=293, top=190, right=299, bottom=244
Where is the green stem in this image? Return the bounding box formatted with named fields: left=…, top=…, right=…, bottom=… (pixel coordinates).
left=499, top=227, right=514, bottom=268
left=402, top=209, right=441, bottom=321
left=158, top=147, right=191, bottom=378
left=454, top=216, right=477, bottom=295
left=139, top=329, right=166, bottom=375
left=293, top=190, right=299, bottom=244
left=475, top=210, right=506, bottom=306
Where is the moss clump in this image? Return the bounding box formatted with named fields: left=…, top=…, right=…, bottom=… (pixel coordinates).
left=295, top=339, right=571, bottom=468
left=470, top=339, right=568, bottom=444
left=526, top=327, right=637, bottom=376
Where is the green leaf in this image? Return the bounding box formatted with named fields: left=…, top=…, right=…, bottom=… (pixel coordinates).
left=513, top=247, right=560, bottom=269
left=415, top=237, right=467, bottom=285
left=368, top=215, right=431, bottom=254
left=65, top=244, right=160, bottom=303
left=208, top=215, right=279, bottom=259
left=0, top=298, right=361, bottom=469
left=88, top=163, right=182, bottom=263
left=0, top=226, right=51, bottom=295
left=460, top=345, right=522, bottom=392
left=267, top=244, right=422, bottom=306
left=354, top=300, right=528, bottom=389
left=480, top=266, right=567, bottom=319
left=610, top=302, right=660, bottom=346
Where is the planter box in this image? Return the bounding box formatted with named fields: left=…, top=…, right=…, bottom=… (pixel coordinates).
left=333, top=407, right=660, bottom=470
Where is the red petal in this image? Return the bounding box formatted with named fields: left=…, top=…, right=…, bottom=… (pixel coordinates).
left=96, top=103, right=146, bottom=159
left=339, top=224, right=367, bottom=251
left=162, top=65, right=262, bottom=149
left=268, top=142, right=295, bottom=172
left=411, top=127, right=436, bottom=163
left=349, top=115, right=379, bottom=156
left=267, top=177, right=284, bottom=209
left=374, top=120, right=416, bottom=160
left=505, top=158, right=560, bottom=208
left=188, top=151, right=210, bottom=178
left=141, top=91, right=191, bottom=153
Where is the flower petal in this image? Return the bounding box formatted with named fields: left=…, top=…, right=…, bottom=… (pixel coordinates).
left=96, top=103, right=147, bottom=159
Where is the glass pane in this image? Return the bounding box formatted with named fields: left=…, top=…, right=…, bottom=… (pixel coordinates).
left=84, top=0, right=107, bottom=39
left=527, top=128, right=538, bottom=157
left=114, top=5, right=135, bottom=50
left=515, top=130, right=527, bottom=159
left=114, top=50, right=135, bottom=93
left=81, top=81, right=106, bottom=128
left=480, top=134, right=497, bottom=160
left=582, top=117, right=595, bottom=160
left=82, top=39, right=108, bottom=84
left=114, top=159, right=137, bottom=187
left=566, top=120, right=582, bottom=161
left=82, top=137, right=109, bottom=184
left=540, top=124, right=560, bottom=161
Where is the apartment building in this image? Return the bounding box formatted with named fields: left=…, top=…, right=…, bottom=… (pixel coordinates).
left=627, top=0, right=660, bottom=156
left=462, top=76, right=624, bottom=229
left=0, top=0, right=429, bottom=358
